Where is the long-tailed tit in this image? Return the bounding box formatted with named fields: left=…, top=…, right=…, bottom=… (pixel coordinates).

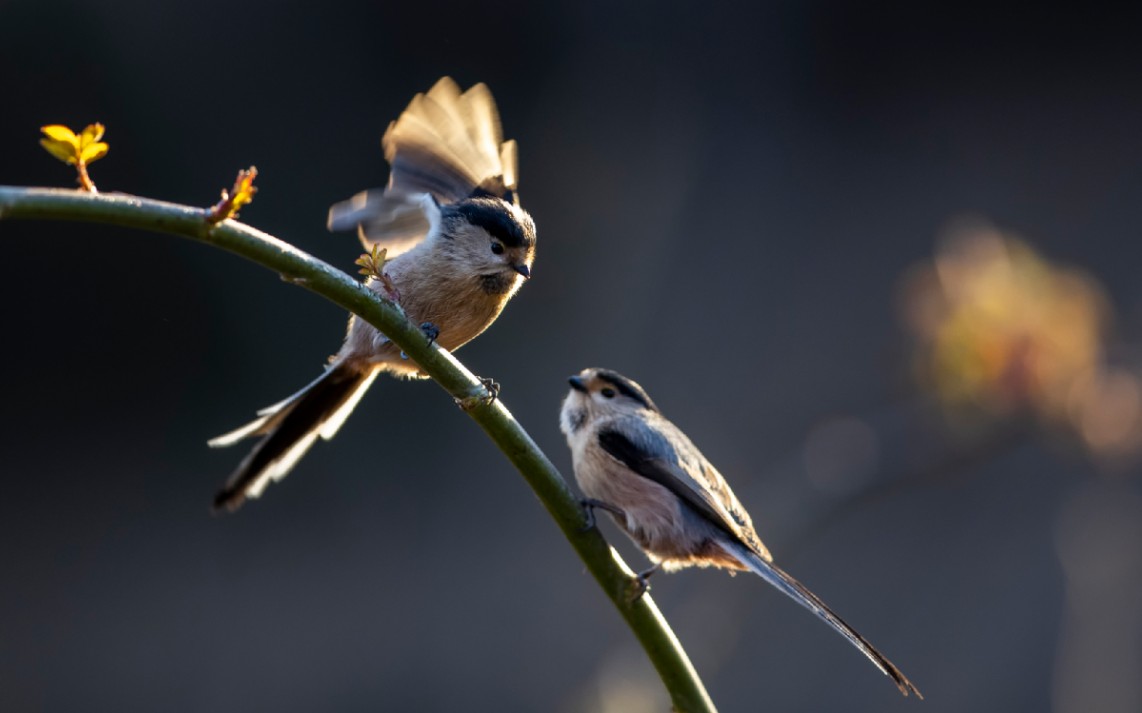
left=210, top=78, right=536, bottom=512
left=560, top=368, right=921, bottom=697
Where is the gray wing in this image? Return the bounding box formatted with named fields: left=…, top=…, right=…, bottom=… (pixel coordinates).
left=603, top=416, right=921, bottom=698
left=598, top=415, right=771, bottom=560
left=328, top=77, right=520, bottom=256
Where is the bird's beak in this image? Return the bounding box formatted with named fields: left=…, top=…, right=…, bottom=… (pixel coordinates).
left=512, top=263, right=531, bottom=279
left=568, top=375, right=587, bottom=393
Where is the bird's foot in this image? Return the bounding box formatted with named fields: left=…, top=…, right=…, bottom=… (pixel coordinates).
left=479, top=377, right=500, bottom=401
left=454, top=377, right=500, bottom=411
left=396, top=322, right=438, bottom=362
left=625, top=562, right=662, bottom=604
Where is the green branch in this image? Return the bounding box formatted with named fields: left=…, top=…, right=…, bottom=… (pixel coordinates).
left=0, top=186, right=717, bottom=713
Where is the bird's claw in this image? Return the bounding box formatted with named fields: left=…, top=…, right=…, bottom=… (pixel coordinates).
left=625, top=562, right=661, bottom=604
left=579, top=501, right=597, bottom=532
left=626, top=575, right=651, bottom=603
left=479, top=377, right=500, bottom=401
left=453, top=376, right=500, bottom=411
left=420, top=322, right=440, bottom=345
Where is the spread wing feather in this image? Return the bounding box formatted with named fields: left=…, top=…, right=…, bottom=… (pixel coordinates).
left=328, top=77, right=519, bottom=256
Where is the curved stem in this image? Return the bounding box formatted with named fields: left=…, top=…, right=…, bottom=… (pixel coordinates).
left=0, top=186, right=717, bottom=713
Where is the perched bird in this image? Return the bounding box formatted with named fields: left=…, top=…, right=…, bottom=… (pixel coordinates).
left=560, top=368, right=921, bottom=697
left=210, top=78, right=536, bottom=512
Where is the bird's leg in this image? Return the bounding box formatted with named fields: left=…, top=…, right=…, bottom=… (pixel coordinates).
left=579, top=497, right=626, bottom=532
left=627, top=561, right=663, bottom=603
left=580, top=498, right=660, bottom=602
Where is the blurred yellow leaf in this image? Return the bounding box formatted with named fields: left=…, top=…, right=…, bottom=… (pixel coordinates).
left=39, top=137, right=77, bottom=164
left=79, top=123, right=104, bottom=144
left=79, top=142, right=109, bottom=163
left=41, top=124, right=78, bottom=144
left=355, top=245, right=389, bottom=277
left=39, top=123, right=108, bottom=192
left=74, top=123, right=108, bottom=165
left=40, top=123, right=108, bottom=166
left=40, top=125, right=80, bottom=164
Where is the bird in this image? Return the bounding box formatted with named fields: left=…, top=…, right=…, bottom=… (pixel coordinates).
left=559, top=367, right=922, bottom=698
left=209, top=77, right=536, bottom=512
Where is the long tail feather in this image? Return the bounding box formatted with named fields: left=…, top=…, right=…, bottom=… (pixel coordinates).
left=210, top=364, right=378, bottom=513
left=725, top=541, right=922, bottom=698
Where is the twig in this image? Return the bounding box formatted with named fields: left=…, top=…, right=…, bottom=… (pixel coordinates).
left=0, top=185, right=718, bottom=713
left=205, top=166, right=258, bottom=223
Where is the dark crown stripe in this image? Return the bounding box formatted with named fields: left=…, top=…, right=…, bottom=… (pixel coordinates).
left=454, top=198, right=534, bottom=248
left=596, top=370, right=658, bottom=411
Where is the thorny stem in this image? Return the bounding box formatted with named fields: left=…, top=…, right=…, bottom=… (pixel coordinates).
left=0, top=186, right=718, bottom=713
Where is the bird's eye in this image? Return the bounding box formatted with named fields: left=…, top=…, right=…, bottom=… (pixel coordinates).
left=490, top=242, right=505, bottom=255
left=600, top=388, right=616, bottom=398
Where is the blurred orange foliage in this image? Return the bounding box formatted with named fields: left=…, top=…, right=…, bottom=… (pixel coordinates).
left=898, top=221, right=1141, bottom=461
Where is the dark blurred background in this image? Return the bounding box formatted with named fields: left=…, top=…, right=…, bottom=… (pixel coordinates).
left=3, top=1, right=1142, bottom=711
